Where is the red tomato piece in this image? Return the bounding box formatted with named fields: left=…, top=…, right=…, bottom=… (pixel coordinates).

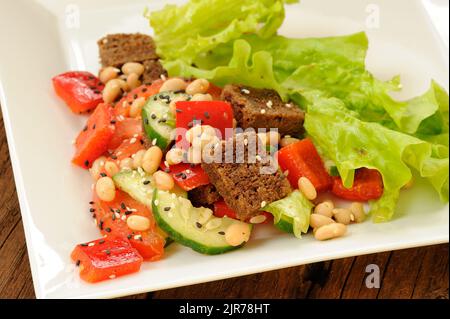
left=332, top=168, right=384, bottom=201
left=207, top=83, right=223, bottom=100
left=111, top=135, right=145, bottom=161
left=52, top=71, right=104, bottom=113
left=213, top=200, right=272, bottom=224
left=160, top=162, right=210, bottom=191
left=73, top=103, right=115, bottom=169
left=277, top=139, right=333, bottom=192
left=108, top=118, right=143, bottom=150
left=175, top=101, right=234, bottom=141
left=71, top=236, right=143, bottom=283
left=92, top=190, right=165, bottom=261
left=114, top=81, right=163, bottom=117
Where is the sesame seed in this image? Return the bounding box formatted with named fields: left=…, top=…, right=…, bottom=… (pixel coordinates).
left=260, top=201, right=267, bottom=208
left=152, top=138, right=157, bottom=146
left=285, top=103, right=292, bottom=108
left=143, top=180, right=150, bottom=185
left=88, top=242, right=95, bottom=247
left=196, top=222, right=202, bottom=229
left=154, top=200, right=159, bottom=206
left=241, top=89, right=250, bottom=94
left=134, top=234, right=142, bottom=240
left=105, top=249, right=111, bottom=255
left=130, top=138, right=137, bottom=144
left=218, top=231, right=225, bottom=235
left=109, top=274, right=116, bottom=279
left=266, top=100, right=273, bottom=108
left=105, top=227, right=111, bottom=233
left=164, top=207, right=171, bottom=211
left=260, top=109, right=266, bottom=114
left=255, top=155, right=262, bottom=161
left=75, top=260, right=81, bottom=266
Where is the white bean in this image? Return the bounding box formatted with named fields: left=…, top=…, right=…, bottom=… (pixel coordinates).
left=129, top=97, right=146, bottom=118
left=191, top=93, right=212, bottom=101
left=126, top=215, right=150, bottom=231
left=95, top=177, right=116, bottom=202
left=142, top=146, right=163, bottom=174
left=314, top=201, right=334, bottom=218
left=126, top=73, right=141, bottom=90
left=186, top=79, right=210, bottom=95
left=249, top=215, right=267, bottom=224
left=104, top=161, right=119, bottom=177
left=102, top=79, right=122, bottom=103
left=122, top=62, right=144, bottom=76
left=280, top=137, right=300, bottom=148
left=349, top=202, right=366, bottom=223
left=132, top=150, right=146, bottom=169
left=298, top=177, right=317, bottom=200
left=119, top=158, right=133, bottom=170
left=314, top=223, right=347, bottom=241
left=225, top=224, right=251, bottom=246
left=89, top=156, right=107, bottom=180
left=333, top=208, right=353, bottom=225
left=166, top=148, right=184, bottom=165
left=159, top=78, right=187, bottom=93
left=310, top=214, right=335, bottom=229
left=99, top=67, right=120, bottom=84
left=153, top=170, right=175, bottom=191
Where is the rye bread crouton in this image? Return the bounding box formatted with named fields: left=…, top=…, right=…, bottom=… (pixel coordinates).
left=221, top=85, right=305, bottom=136
left=201, top=132, right=291, bottom=220
left=188, top=184, right=221, bottom=208
left=98, top=33, right=158, bottom=67
left=142, top=59, right=167, bottom=84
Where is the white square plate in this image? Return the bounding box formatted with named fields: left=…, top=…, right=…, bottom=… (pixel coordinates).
left=0, top=0, right=448, bottom=299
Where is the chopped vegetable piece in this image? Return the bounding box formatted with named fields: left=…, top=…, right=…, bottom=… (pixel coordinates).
left=160, top=162, right=210, bottom=191
left=214, top=200, right=272, bottom=224
left=93, top=189, right=165, bottom=261
left=175, top=101, right=234, bottom=140
left=111, top=135, right=145, bottom=161
left=108, top=118, right=143, bottom=150
left=277, top=139, right=333, bottom=192
left=73, top=103, right=115, bottom=168
left=71, top=236, right=143, bottom=283
left=332, top=168, right=384, bottom=201
left=52, top=71, right=104, bottom=113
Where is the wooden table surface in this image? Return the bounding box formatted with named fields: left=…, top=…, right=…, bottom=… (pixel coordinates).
left=0, top=112, right=448, bottom=299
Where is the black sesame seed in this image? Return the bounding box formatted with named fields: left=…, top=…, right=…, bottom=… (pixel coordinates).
left=75, top=260, right=81, bottom=266
left=151, top=113, right=157, bottom=120
left=175, top=109, right=182, bottom=113
left=181, top=173, right=187, bottom=180
left=125, top=211, right=133, bottom=215
left=111, top=214, right=116, bottom=221
left=120, top=202, right=126, bottom=209
left=142, top=88, right=148, bottom=93
left=80, top=243, right=88, bottom=247
left=105, top=227, right=111, bottom=233
left=196, top=222, right=202, bottom=229
left=164, top=207, right=171, bottom=211
left=110, top=120, right=116, bottom=124
left=111, top=155, right=118, bottom=160
left=105, top=249, right=111, bottom=255
left=133, top=94, right=138, bottom=99
left=218, top=231, right=225, bottom=235
left=158, top=118, right=167, bottom=123
left=83, top=125, right=88, bottom=132
left=116, top=209, right=121, bottom=214
left=100, top=173, right=107, bottom=177
left=140, top=139, right=144, bottom=145
left=99, top=220, right=104, bottom=230
left=94, top=90, right=101, bottom=94
left=164, top=168, right=171, bottom=173
left=187, top=122, right=193, bottom=128
left=143, top=180, right=150, bottom=185
left=88, top=76, right=95, bottom=80
left=204, top=112, right=210, bottom=119
left=89, top=201, right=94, bottom=205
left=127, top=234, right=132, bottom=240
left=92, top=214, right=96, bottom=219
left=144, top=118, right=149, bottom=125
left=84, top=160, right=89, bottom=167
left=109, top=207, right=115, bottom=213
left=90, top=208, right=96, bottom=212
left=99, top=239, right=105, bottom=244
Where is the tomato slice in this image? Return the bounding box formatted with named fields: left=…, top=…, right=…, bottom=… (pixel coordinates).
left=277, top=139, right=333, bottom=193
left=111, top=135, right=145, bottom=161
left=175, top=101, right=234, bottom=141
left=213, top=200, right=273, bottom=224
left=52, top=71, right=104, bottom=113
left=114, top=81, right=163, bottom=117
left=108, top=118, right=143, bottom=150
left=71, top=236, right=143, bottom=283
left=73, top=103, right=115, bottom=168
left=92, top=190, right=165, bottom=261
left=160, top=162, right=210, bottom=191
left=332, top=168, right=384, bottom=201
left=207, top=83, right=223, bottom=100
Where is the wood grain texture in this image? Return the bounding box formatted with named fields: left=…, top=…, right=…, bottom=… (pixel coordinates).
left=0, top=111, right=448, bottom=299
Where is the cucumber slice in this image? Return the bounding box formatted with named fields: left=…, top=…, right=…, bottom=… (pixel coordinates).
left=112, top=169, right=187, bottom=206
left=142, top=91, right=190, bottom=150
left=152, top=190, right=252, bottom=255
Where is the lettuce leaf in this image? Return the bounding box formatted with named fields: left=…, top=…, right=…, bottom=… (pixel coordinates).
left=264, top=190, right=313, bottom=238
left=304, top=97, right=449, bottom=222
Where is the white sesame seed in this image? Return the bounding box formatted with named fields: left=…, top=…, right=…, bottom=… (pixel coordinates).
left=260, top=109, right=266, bottom=114
left=168, top=212, right=174, bottom=218
left=266, top=100, right=273, bottom=108
left=185, top=169, right=191, bottom=174
left=164, top=161, right=169, bottom=167
left=152, top=138, right=157, bottom=146
left=114, top=212, right=120, bottom=219
left=122, top=101, right=127, bottom=108
left=284, top=170, right=289, bottom=176
left=241, top=89, right=250, bottom=94
left=88, top=242, right=95, bottom=247
left=171, top=193, right=177, bottom=199
left=134, top=235, right=142, bottom=240
left=260, top=201, right=267, bottom=208
left=255, top=155, right=262, bottom=161
left=121, top=215, right=127, bottom=221
left=285, top=103, right=292, bottom=108
left=243, top=139, right=248, bottom=146
left=154, top=200, right=159, bottom=206
left=133, top=133, right=139, bottom=138
left=129, top=138, right=137, bottom=144
left=71, top=139, right=76, bottom=145
left=109, top=274, right=116, bottom=279
left=116, top=151, right=122, bottom=156
left=160, top=74, right=167, bottom=81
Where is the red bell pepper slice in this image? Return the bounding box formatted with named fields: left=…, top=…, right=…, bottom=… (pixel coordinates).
left=175, top=100, right=234, bottom=142
left=92, top=190, right=165, bottom=261
left=73, top=103, right=115, bottom=169
left=277, top=139, right=333, bottom=192
left=71, top=236, right=143, bottom=283
left=108, top=117, right=143, bottom=150
left=332, top=168, right=384, bottom=201
left=160, top=162, right=210, bottom=191
left=52, top=71, right=104, bottom=113
left=213, top=200, right=273, bottom=224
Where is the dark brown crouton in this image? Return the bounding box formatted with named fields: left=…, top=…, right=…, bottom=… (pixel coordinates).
left=142, top=59, right=167, bottom=84
left=98, top=33, right=158, bottom=67
left=221, top=85, right=305, bottom=136
left=188, top=184, right=221, bottom=208
left=201, top=132, right=291, bottom=221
